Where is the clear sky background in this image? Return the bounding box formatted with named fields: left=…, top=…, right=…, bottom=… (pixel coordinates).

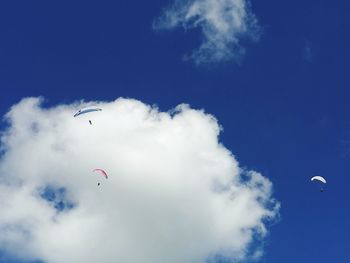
left=0, top=0, right=349, bottom=262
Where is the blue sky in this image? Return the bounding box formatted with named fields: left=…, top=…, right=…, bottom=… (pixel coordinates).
left=0, top=0, right=350, bottom=262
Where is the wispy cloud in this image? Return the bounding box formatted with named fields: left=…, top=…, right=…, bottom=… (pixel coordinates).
left=303, top=40, right=313, bottom=62
left=0, top=97, right=278, bottom=263
left=153, top=0, right=260, bottom=65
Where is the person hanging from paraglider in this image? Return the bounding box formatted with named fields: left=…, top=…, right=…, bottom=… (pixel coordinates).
left=97, top=182, right=100, bottom=186
left=311, top=176, right=327, bottom=192
left=89, top=120, right=92, bottom=125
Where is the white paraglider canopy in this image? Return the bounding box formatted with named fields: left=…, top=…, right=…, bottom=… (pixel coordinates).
left=73, top=107, right=102, bottom=117
left=311, top=176, right=327, bottom=184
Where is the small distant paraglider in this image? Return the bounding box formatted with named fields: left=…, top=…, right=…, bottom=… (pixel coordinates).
left=311, top=176, right=327, bottom=192
left=74, top=107, right=102, bottom=117
left=74, top=107, right=102, bottom=125
left=93, top=168, right=108, bottom=186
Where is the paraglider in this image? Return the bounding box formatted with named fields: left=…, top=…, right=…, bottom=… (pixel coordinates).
left=74, top=107, right=102, bottom=117
left=93, top=168, right=108, bottom=186
left=311, top=176, right=326, bottom=184
left=74, top=107, right=102, bottom=125
left=311, top=176, right=327, bottom=192
left=93, top=168, right=108, bottom=178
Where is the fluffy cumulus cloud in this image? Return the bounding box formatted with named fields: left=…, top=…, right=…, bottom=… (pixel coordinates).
left=154, top=0, right=260, bottom=65
left=0, top=97, right=278, bottom=263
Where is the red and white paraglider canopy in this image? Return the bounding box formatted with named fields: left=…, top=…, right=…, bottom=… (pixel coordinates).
left=93, top=168, right=108, bottom=179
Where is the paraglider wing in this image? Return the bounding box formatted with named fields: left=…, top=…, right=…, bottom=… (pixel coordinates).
left=93, top=168, right=108, bottom=179
left=74, top=107, right=102, bottom=117
left=311, top=176, right=327, bottom=184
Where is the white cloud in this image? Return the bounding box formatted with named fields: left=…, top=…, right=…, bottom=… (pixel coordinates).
left=0, top=97, right=278, bottom=263
left=153, top=0, right=260, bottom=65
